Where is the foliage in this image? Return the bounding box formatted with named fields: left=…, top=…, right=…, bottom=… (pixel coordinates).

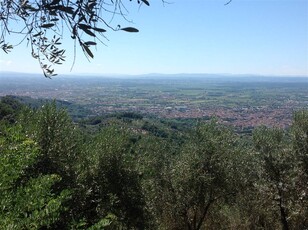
left=142, top=121, right=169, bottom=138
left=116, top=111, right=144, bottom=120
left=290, top=110, right=308, bottom=228
left=292, top=110, right=308, bottom=175
left=133, top=135, right=175, bottom=228
left=165, top=121, right=240, bottom=229
left=75, top=126, right=148, bottom=228
left=1, top=100, right=307, bottom=229
left=0, top=125, right=70, bottom=229
left=0, top=0, right=152, bottom=77
left=252, top=123, right=307, bottom=230
left=0, top=96, right=24, bottom=123
left=17, top=103, right=82, bottom=227
left=16, top=103, right=79, bottom=193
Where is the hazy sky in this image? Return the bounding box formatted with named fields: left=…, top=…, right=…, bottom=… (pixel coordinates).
left=0, top=0, right=307, bottom=76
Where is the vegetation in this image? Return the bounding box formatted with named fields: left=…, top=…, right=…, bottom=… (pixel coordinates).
left=0, top=0, right=155, bottom=77
left=0, top=96, right=24, bottom=123
left=0, top=96, right=307, bottom=229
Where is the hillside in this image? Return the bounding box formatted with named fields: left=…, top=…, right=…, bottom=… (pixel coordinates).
left=0, top=96, right=307, bottom=229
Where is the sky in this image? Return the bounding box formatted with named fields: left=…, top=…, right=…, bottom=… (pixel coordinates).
left=0, top=0, right=307, bottom=76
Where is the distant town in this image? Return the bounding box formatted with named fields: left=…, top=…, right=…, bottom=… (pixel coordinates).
left=1, top=73, right=307, bottom=130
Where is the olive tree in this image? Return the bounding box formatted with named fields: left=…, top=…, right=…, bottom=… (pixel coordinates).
left=158, top=120, right=241, bottom=230
left=253, top=121, right=308, bottom=230
left=290, top=110, right=308, bottom=228
left=74, top=126, right=148, bottom=228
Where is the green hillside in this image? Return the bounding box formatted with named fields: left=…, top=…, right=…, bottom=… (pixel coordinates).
left=0, top=97, right=307, bottom=229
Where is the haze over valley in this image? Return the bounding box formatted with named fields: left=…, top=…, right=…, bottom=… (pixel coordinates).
left=1, top=72, right=307, bottom=132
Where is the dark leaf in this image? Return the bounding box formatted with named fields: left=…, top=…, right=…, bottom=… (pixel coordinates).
left=41, top=23, right=55, bottom=28
left=82, top=44, right=94, bottom=58
left=79, top=23, right=96, bottom=36
left=84, top=41, right=97, bottom=46
left=81, top=28, right=96, bottom=37
left=58, top=6, right=74, bottom=14
left=78, top=23, right=92, bottom=30
left=141, top=0, right=150, bottom=6
left=93, top=27, right=106, bottom=33
left=121, top=27, right=139, bottom=33
left=33, top=32, right=43, bottom=37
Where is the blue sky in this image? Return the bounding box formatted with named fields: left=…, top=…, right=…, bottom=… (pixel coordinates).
left=0, top=0, right=307, bottom=76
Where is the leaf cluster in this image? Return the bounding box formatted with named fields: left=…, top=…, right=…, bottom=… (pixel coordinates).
left=0, top=0, right=148, bottom=77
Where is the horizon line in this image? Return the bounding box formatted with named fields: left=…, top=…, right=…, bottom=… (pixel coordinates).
left=0, top=71, right=307, bottom=78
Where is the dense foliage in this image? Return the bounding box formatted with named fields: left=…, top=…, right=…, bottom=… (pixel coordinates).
left=0, top=98, right=307, bottom=229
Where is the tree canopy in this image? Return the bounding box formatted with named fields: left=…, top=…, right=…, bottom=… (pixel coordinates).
left=0, top=97, right=307, bottom=229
